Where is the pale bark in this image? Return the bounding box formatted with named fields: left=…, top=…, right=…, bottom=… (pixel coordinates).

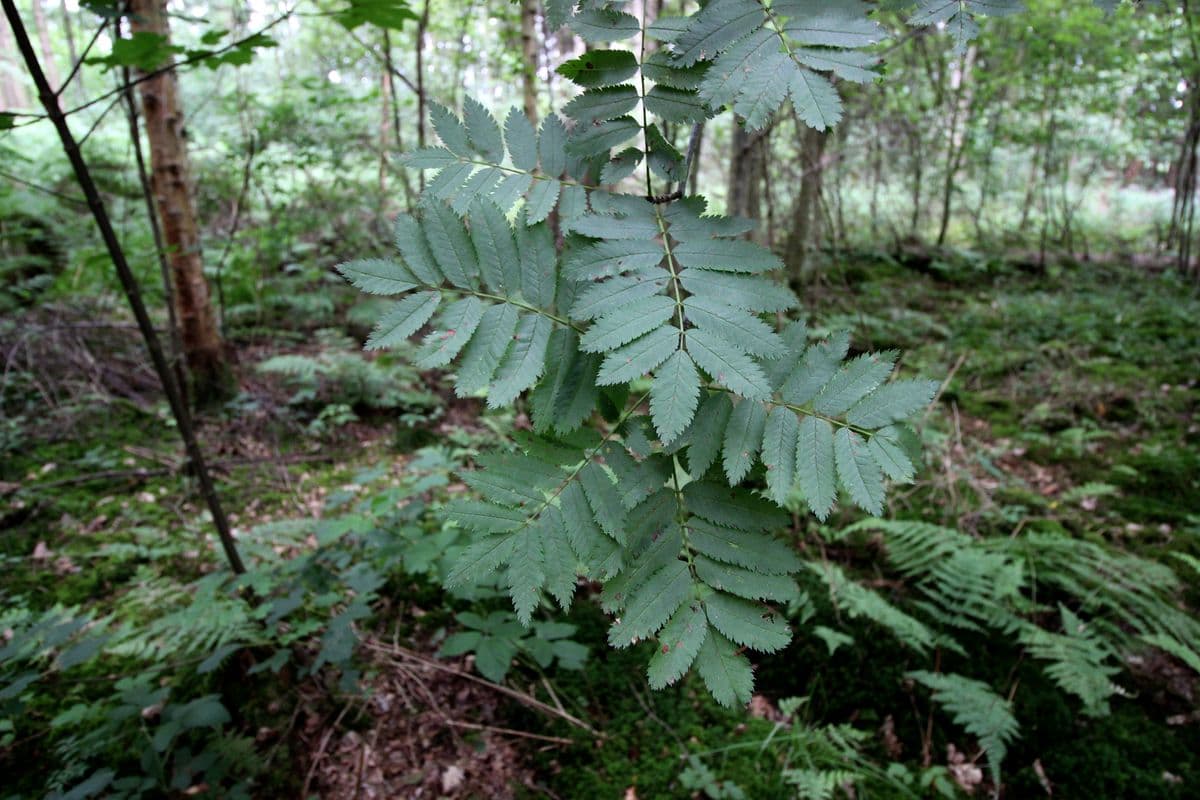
left=31, top=0, right=59, bottom=89
left=0, top=18, right=31, bottom=108
left=128, top=0, right=230, bottom=404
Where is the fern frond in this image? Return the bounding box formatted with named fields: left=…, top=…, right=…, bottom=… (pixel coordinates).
left=907, top=670, right=1019, bottom=785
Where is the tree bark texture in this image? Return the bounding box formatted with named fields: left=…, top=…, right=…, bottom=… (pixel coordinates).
left=785, top=125, right=829, bottom=281
left=520, top=0, right=540, bottom=123
left=128, top=0, right=231, bottom=404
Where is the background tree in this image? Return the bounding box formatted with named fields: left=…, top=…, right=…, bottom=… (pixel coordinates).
left=128, top=0, right=231, bottom=404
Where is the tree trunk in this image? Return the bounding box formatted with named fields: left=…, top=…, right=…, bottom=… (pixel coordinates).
left=785, top=124, right=829, bottom=281
left=520, top=0, right=540, bottom=123
left=728, top=120, right=769, bottom=241
left=31, top=0, right=59, bottom=90
left=128, top=0, right=231, bottom=405
left=60, top=0, right=84, bottom=99
left=0, top=18, right=31, bottom=109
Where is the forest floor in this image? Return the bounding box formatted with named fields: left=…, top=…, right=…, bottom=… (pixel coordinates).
left=1, top=253, right=1197, bottom=798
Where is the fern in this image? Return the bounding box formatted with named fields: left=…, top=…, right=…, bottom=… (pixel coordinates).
left=850, top=518, right=1200, bottom=716
left=907, top=670, right=1019, bottom=785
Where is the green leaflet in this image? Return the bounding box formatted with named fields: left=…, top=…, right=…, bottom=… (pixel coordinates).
left=364, top=291, right=441, bottom=350
left=508, top=528, right=546, bottom=625
left=571, top=273, right=670, bottom=321
left=597, top=326, right=680, bottom=385
left=607, top=560, right=692, bottom=647
left=722, top=398, right=767, bottom=484
left=650, top=351, right=701, bottom=444
left=683, top=296, right=785, bottom=358
left=797, top=416, right=837, bottom=520
left=847, top=379, right=939, bottom=428
left=456, top=303, right=519, bottom=396
left=687, top=329, right=771, bottom=400
left=643, top=86, right=708, bottom=124
left=525, top=179, right=560, bottom=225
left=415, top=296, right=485, bottom=368
left=833, top=427, right=884, bottom=516
left=336, top=258, right=416, bottom=295
left=761, top=405, right=800, bottom=505
left=557, top=49, right=640, bottom=87
left=686, top=392, right=733, bottom=478
left=564, top=86, right=640, bottom=123
left=580, top=295, right=676, bottom=353
left=687, top=518, right=801, bottom=575
left=672, top=237, right=782, bottom=274
left=695, top=629, right=754, bottom=708
left=694, top=556, right=799, bottom=602
left=488, top=314, right=553, bottom=407
left=813, top=351, right=897, bottom=416
left=648, top=602, right=708, bottom=689
left=571, top=8, right=640, bottom=42
left=704, top=592, right=791, bottom=652
left=504, top=107, right=538, bottom=171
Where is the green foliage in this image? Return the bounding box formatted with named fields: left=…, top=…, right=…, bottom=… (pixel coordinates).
left=439, top=612, right=587, bottom=682
left=907, top=670, right=1019, bottom=785
left=341, top=0, right=950, bottom=707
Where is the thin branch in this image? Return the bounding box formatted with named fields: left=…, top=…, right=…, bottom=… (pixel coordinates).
left=0, top=168, right=87, bottom=206
left=5, top=8, right=294, bottom=129
left=55, top=16, right=107, bottom=98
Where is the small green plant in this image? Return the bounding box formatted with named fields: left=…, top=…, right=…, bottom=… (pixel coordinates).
left=439, top=612, right=588, bottom=682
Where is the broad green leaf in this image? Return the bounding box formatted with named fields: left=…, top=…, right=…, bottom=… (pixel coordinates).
left=648, top=602, right=708, bottom=689
left=704, top=592, right=791, bottom=652
left=456, top=303, right=519, bottom=395
left=415, top=296, right=485, bottom=368
left=651, top=350, right=702, bottom=444
left=336, top=258, right=417, bottom=295
left=797, top=416, right=836, bottom=520
left=695, top=628, right=754, bottom=708
left=722, top=398, right=767, bottom=484
left=597, top=326, right=680, bottom=385
left=687, top=329, right=771, bottom=400
left=365, top=291, right=440, bottom=350
left=608, top=560, right=692, bottom=647
left=834, top=427, right=884, bottom=515
left=762, top=406, right=800, bottom=505
left=581, top=295, right=676, bottom=353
